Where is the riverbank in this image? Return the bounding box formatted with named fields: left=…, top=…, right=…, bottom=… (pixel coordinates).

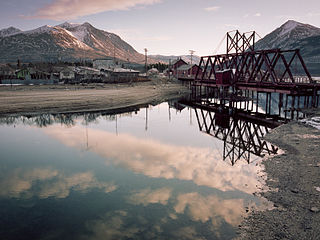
left=238, top=111, right=320, bottom=239
left=0, top=79, right=190, bottom=117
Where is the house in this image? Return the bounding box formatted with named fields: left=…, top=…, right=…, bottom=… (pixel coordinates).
left=176, top=64, right=202, bottom=79
left=59, top=67, right=76, bottom=82
left=171, top=58, right=188, bottom=70
left=170, top=58, right=188, bottom=77
left=16, top=68, right=31, bottom=80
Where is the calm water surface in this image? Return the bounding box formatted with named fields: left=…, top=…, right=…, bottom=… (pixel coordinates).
left=0, top=102, right=270, bottom=240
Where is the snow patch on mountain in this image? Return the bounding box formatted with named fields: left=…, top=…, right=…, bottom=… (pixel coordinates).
left=24, top=25, right=54, bottom=35
left=68, top=25, right=89, bottom=43
left=279, top=20, right=302, bottom=36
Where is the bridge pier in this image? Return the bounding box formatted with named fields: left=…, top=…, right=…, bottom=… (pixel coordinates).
left=188, top=83, right=320, bottom=121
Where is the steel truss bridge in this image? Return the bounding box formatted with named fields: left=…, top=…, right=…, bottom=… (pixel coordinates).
left=194, top=31, right=320, bottom=105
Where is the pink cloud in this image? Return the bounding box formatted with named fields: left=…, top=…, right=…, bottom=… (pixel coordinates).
left=204, top=6, right=221, bottom=12
left=27, top=0, right=162, bottom=20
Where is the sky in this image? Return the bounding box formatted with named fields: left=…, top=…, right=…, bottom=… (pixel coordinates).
left=0, top=0, right=319, bottom=56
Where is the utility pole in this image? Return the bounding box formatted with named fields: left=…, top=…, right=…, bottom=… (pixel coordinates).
left=189, top=50, right=195, bottom=65
left=189, top=50, right=195, bottom=78
left=144, top=48, right=148, bottom=75
left=113, top=45, right=116, bottom=65
left=169, top=59, right=171, bottom=80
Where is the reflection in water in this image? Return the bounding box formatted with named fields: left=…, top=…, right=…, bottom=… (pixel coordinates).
left=0, top=109, right=140, bottom=128
left=127, top=187, right=246, bottom=227
left=174, top=192, right=244, bottom=227
left=0, top=168, right=117, bottom=199
left=82, top=210, right=141, bottom=240
left=80, top=188, right=254, bottom=240
left=43, top=125, right=263, bottom=194
left=182, top=101, right=279, bottom=165
left=128, top=188, right=172, bottom=206
left=0, top=101, right=279, bottom=240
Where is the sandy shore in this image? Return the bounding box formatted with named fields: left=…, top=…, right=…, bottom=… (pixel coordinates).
left=0, top=80, right=190, bottom=117
left=238, top=112, right=320, bottom=239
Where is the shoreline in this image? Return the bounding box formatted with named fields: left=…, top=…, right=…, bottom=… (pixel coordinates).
left=0, top=80, right=190, bottom=117
left=238, top=112, right=320, bottom=239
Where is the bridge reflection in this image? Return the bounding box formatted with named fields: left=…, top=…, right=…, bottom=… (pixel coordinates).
left=178, top=99, right=279, bottom=166
left=1, top=98, right=284, bottom=166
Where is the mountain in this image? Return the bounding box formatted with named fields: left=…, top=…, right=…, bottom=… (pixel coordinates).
left=0, top=22, right=152, bottom=64
left=0, top=27, right=22, bottom=37
left=255, top=20, right=320, bottom=75
left=255, top=20, right=320, bottom=50
left=149, top=54, right=201, bottom=65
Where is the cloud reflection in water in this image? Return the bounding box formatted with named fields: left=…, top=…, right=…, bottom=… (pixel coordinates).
left=0, top=168, right=117, bottom=199
left=44, top=125, right=264, bottom=194
left=81, top=187, right=248, bottom=240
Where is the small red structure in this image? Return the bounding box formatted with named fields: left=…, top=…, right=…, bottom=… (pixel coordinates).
left=177, top=64, right=202, bottom=79
left=216, top=69, right=233, bottom=85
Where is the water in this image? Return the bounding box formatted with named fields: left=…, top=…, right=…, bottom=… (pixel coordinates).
left=0, top=102, right=272, bottom=240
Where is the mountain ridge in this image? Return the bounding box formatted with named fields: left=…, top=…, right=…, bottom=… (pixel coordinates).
left=0, top=22, right=153, bottom=64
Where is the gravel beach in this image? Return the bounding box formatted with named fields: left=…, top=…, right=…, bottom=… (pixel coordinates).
left=237, top=114, right=320, bottom=239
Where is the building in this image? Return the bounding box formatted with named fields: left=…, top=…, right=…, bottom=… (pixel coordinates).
left=102, top=68, right=140, bottom=82
left=170, top=58, right=188, bottom=77
left=75, top=66, right=102, bottom=83
left=176, top=64, right=202, bottom=79
left=59, top=66, right=76, bottom=82
left=1, top=67, right=58, bottom=85
left=171, top=58, right=188, bottom=71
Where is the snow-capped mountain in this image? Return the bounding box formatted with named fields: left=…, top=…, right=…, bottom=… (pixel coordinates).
left=255, top=20, right=320, bottom=50
left=0, top=22, right=150, bottom=64
left=255, top=20, right=320, bottom=75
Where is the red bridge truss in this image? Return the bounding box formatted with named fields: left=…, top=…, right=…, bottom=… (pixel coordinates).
left=194, top=30, right=320, bottom=98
